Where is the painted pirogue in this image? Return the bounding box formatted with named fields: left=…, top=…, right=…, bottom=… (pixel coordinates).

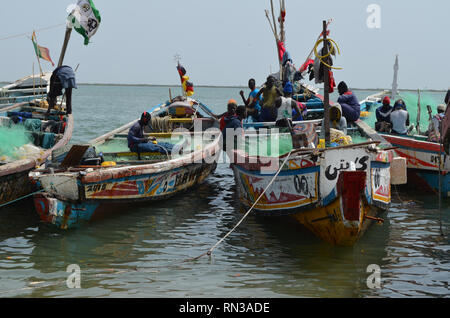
left=30, top=97, right=221, bottom=229
left=231, top=120, right=400, bottom=246
left=0, top=100, right=73, bottom=207
left=360, top=94, right=450, bottom=197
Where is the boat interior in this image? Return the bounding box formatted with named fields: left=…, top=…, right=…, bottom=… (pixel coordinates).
left=38, top=99, right=220, bottom=172
left=0, top=103, right=68, bottom=162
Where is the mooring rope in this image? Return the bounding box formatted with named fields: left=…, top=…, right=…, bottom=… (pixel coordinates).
left=183, top=149, right=294, bottom=262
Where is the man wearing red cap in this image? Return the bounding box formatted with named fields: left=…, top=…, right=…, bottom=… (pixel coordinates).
left=375, top=96, right=393, bottom=132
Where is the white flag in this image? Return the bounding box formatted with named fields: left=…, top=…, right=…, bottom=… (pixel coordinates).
left=67, top=0, right=101, bottom=45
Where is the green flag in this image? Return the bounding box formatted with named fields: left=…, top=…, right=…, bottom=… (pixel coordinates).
left=67, top=0, right=101, bottom=45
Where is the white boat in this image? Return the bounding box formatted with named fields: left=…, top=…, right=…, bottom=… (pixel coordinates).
left=0, top=73, right=51, bottom=108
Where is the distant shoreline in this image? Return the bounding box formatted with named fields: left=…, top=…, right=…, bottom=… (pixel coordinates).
left=0, top=81, right=446, bottom=92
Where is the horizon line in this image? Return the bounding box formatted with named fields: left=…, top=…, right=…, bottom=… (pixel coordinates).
left=0, top=81, right=447, bottom=92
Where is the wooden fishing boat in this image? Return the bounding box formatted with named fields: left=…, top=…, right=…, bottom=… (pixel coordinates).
left=30, top=96, right=221, bottom=229
left=232, top=119, right=399, bottom=246
left=0, top=100, right=73, bottom=207
left=379, top=133, right=449, bottom=197
left=230, top=6, right=406, bottom=245
left=0, top=73, right=51, bottom=108
left=358, top=56, right=450, bottom=196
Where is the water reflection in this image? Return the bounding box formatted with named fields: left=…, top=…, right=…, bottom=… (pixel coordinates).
left=0, top=163, right=449, bottom=297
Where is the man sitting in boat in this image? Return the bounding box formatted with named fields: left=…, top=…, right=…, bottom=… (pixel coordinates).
left=319, top=102, right=347, bottom=138
left=219, top=99, right=238, bottom=132
left=127, top=112, right=175, bottom=156
left=375, top=96, right=393, bottom=132
left=337, top=81, right=360, bottom=123
left=390, top=100, right=410, bottom=135
left=239, top=78, right=261, bottom=122
left=46, top=65, right=76, bottom=116
left=221, top=105, right=246, bottom=160
left=253, top=76, right=283, bottom=122
left=427, top=104, right=446, bottom=142
left=274, top=81, right=302, bottom=129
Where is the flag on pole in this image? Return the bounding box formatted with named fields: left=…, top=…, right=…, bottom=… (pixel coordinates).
left=177, top=62, right=194, bottom=96
left=67, top=0, right=101, bottom=45
left=31, top=31, right=54, bottom=66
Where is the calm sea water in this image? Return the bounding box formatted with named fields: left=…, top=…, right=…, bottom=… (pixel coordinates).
left=0, top=85, right=448, bottom=298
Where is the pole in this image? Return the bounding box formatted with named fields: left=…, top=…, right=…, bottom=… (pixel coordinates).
left=58, top=27, right=72, bottom=67
left=269, top=0, right=282, bottom=80
left=32, top=63, right=36, bottom=97
left=322, top=20, right=330, bottom=146
left=32, top=31, right=44, bottom=78
left=417, top=89, right=421, bottom=134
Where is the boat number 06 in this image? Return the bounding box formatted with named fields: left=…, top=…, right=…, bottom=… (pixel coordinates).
left=294, top=175, right=309, bottom=196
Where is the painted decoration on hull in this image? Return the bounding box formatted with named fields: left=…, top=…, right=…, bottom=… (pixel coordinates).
left=234, top=165, right=319, bottom=211
left=85, top=164, right=211, bottom=199
left=320, top=148, right=371, bottom=200
left=383, top=135, right=450, bottom=171
left=371, top=165, right=391, bottom=204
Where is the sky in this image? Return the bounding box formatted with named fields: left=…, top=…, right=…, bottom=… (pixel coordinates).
left=0, top=0, right=449, bottom=90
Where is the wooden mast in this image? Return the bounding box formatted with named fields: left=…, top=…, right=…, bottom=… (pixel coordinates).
left=322, top=21, right=331, bottom=146
left=57, top=27, right=73, bottom=67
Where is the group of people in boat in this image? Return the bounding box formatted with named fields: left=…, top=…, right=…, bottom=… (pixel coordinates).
left=219, top=76, right=362, bottom=145
left=374, top=94, right=448, bottom=142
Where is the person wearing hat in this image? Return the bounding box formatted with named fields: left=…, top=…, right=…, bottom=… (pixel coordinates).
left=337, top=81, right=361, bottom=123
left=274, top=81, right=302, bottom=128
left=375, top=96, right=393, bottom=132
left=219, top=99, right=238, bottom=131
left=254, top=76, right=283, bottom=122
left=320, top=102, right=347, bottom=138
left=222, top=103, right=246, bottom=157
left=427, top=104, right=446, bottom=142
left=127, top=112, right=174, bottom=155
left=390, top=100, right=410, bottom=135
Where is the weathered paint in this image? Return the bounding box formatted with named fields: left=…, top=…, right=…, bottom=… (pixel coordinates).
left=0, top=104, right=73, bottom=208
left=32, top=97, right=221, bottom=228
left=33, top=162, right=217, bottom=229
left=382, top=133, right=450, bottom=197
left=291, top=190, right=379, bottom=246
left=232, top=145, right=392, bottom=245
left=234, top=164, right=319, bottom=213
left=0, top=170, right=35, bottom=206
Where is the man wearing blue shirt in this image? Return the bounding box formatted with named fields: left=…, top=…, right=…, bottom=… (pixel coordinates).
left=128, top=112, right=174, bottom=156
left=239, top=78, right=261, bottom=121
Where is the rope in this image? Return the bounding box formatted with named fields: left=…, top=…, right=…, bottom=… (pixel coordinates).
left=0, top=23, right=65, bottom=41
left=313, top=38, right=343, bottom=70
left=184, top=149, right=294, bottom=262
left=0, top=171, right=78, bottom=208
left=0, top=189, right=44, bottom=209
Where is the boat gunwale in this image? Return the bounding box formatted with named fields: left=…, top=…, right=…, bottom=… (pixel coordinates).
left=0, top=102, right=74, bottom=178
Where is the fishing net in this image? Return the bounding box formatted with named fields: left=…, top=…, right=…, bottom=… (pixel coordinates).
left=245, top=133, right=293, bottom=157
left=0, top=125, right=35, bottom=161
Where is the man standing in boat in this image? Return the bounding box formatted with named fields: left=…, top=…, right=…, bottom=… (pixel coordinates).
left=127, top=112, right=175, bottom=156
left=254, top=76, right=283, bottom=122
left=239, top=78, right=261, bottom=122
left=46, top=65, right=77, bottom=115
left=427, top=104, right=446, bottom=142
left=274, top=81, right=302, bottom=129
